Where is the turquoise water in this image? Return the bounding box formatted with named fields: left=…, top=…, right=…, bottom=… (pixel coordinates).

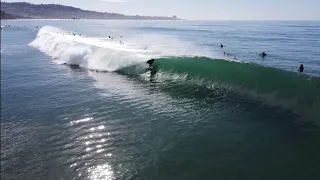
left=1, top=20, right=320, bottom=180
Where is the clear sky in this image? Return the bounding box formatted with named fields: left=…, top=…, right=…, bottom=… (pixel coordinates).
left=5, top=0, right=320, bottom=20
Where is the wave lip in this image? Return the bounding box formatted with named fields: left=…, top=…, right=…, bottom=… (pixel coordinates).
left=29, top=26, right=152, bottom=71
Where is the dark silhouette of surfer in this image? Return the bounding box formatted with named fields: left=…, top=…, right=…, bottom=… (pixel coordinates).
left=146, top=59, right=157, bottom=78
left=298, top=64, right=304, bottom=73
left=146, top=59, right=155, bottom=67
left=260, top=52, right=267, bottom=57
left=220, top=44, right=224, bottom=48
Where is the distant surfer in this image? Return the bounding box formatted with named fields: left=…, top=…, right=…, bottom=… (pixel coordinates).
left=224, top=52, right=226, bottom=55
left=298, top=64, right=304, bottom=73
left=220, top=44, right=224, bottom=48
left=260, top=52, right=267, bottom=57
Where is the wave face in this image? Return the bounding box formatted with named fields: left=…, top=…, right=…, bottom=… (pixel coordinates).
left=152, top=57, right=320, bottom=124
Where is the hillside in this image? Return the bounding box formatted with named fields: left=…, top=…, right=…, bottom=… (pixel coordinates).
left=0, top=2, right=180, bottom=20
left=1, top=10, right=23, bottom=19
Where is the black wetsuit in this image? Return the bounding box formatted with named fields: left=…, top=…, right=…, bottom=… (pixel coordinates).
left=298, top=65, right=304, bottom=72
left=147, top=59, right=155, bottom=67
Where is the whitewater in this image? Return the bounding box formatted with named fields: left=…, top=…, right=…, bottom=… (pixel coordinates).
left=29, top=26, right=215, bottom=72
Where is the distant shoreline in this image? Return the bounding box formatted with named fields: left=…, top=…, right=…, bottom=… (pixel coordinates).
left=1, top=18, right=183, bottom=21
left=1, top=2, right=181, bottom=21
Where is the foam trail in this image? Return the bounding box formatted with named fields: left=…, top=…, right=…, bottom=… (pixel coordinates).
left=29, top=26, right=213, bottom=72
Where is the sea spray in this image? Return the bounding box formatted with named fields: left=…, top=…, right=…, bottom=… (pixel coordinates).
left=29, top=26, right=213, bottom=71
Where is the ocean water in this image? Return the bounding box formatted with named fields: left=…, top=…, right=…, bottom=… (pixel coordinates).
left=1, top=20, right=320, bottom=180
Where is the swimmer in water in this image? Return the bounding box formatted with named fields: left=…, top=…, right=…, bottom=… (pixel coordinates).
left=220, top=44, right=224, bottom=48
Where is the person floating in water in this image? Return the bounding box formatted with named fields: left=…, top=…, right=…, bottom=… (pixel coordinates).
left=260, top=52, right=267, bottom=57
left=298, top=64, right=304, bottom=73
left=220, top=44, right=224, bottom=48
left=224, top=52, right=226, bottom=55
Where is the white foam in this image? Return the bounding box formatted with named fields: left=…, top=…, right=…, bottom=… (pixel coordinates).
left=29, top=26, right=213, bottom=72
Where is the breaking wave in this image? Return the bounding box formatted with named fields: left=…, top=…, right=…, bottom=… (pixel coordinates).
left=30, top=26, right=320, bottom=126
